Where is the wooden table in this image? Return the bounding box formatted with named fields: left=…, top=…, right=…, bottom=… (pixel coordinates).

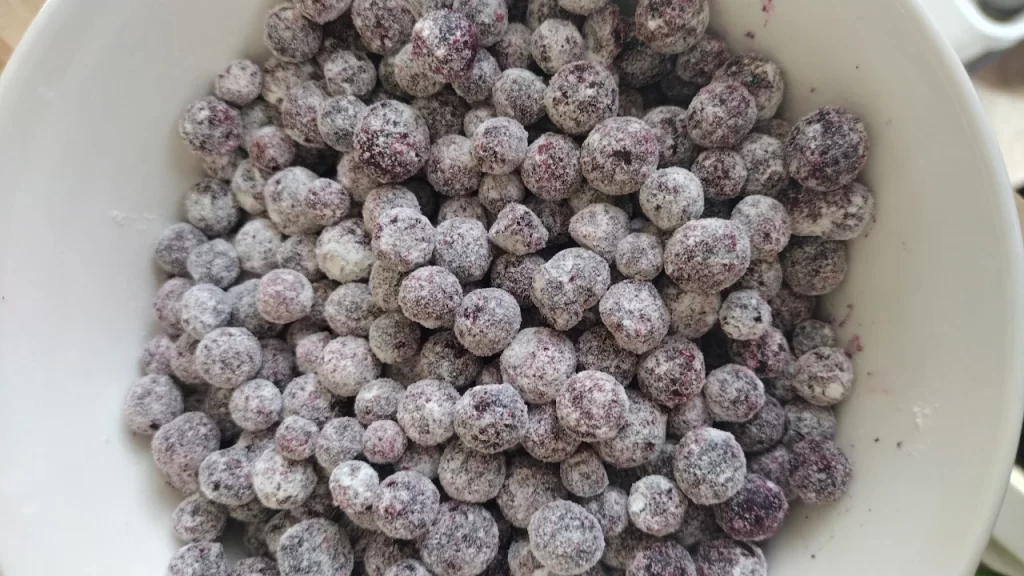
left=0, top=0, right=45, bottom=70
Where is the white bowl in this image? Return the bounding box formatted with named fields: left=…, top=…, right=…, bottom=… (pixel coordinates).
left=0, top=0, right=1022, bottom=574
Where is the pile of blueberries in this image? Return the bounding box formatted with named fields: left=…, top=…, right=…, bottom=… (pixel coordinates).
left=127, top=0, right=874, bottom=574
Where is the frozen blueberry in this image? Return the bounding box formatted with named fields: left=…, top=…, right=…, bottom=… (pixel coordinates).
left=322, top=50, right=377, bottom=98
left=350, top=0, right=420, bottom=55
left=718, top=289, right=772, bottom=342
left=491, top=24, right=530, bottom=70
left=167, top=542, right=228, bottom=576
left=638, top=168, right=703, bottom=233
left=521, top=133, right=582, bottom=201
left=582, top=4, right=626, bottom=66
left=372, top=470, right=440, bottom=540
left=737, top=134, right=787, bottom=197
left=277, top=518, right=354, bottom=576
left=729, top=325, right=790, bottom=379
left=369, top=313, right=422, bottom=365
left=781, top=237, right=847, bottom=296
left=637, top=334, right=704, bottom=407
left=187, top=239, right=241, bottom=290
left=556, top=370, right=628, bottom=441
left=186, top=179, right=242, bottom=237
left=438, top=197, right=489, bottom=225
left=614, top=33, right=672, bottom=88
left=657, top=280, right=718, bottom=339
left=577, top=325, right=637, bottom=385
left=492, top=68, right=547, bottom=126
left=581, top=117, right=660, bottom=196
left=472, top=117, right=529, bottom=175
left=791, top=320, right=837, bottom=358
left=628, top=475, right=685, bottom=536
left=792, top=346, right=854, bottom=407
left=569, top=203, right=629, bottom=262
left=181, top=283, right=232, bottom=339
left=599, top=280, right=670, bottom=354
left=283, top=374, right=337, bottom=426
left=675, top=33, right=729, bottom=84
left=413, top=88, right=472, bottom=141
left=643, top=106, right=697, bottom=168
left=560, top=446, right=608, bottom=497
left=180, top=98, right=242, bottom=157
left=731, top=195, right=791, bottom=261
left=124, top=374, right=184, bottom=435
left=265, top=4, right=323, bottom=63
left=256, top=269, right=313, bottom=324
left=354, top=100, right=431, bottom=183
left=316, top=336, right=382, bottom=396
left=530, top=19, right=584, bottom=75
left=229, top=379, right=283, bottom=432
left=628, top=541, right=695, bottom=576
left=692, top=149, right=747, bottom=201
left=789, top=438, right=852, bottom=503
left=721, top=394, right=785, bottom=453
left=528, top=500, right=604, bottom=574
left=199, top=447, right=257, bottom=507
left=736, top=257, right=783, bottom=299
left=314, top=418, right=363, bottom=472
left=453, top=383, right=528, bottom=453
left=195, top=327, right=262, bottom=389
left=433, top=218, right=493, bottom=284
left=153, top=412, right=222, bottom=493
left=544, top=61, right=618, bottom=135
left=786, top=106, right=869, bottom=192
left=685, top=83, right=756, bottom=149
left=141, top=334, right=176, bottom=376
left=439, top=438, right=507, bottom=502
left=410, top=10, right=480, bottom=82
left=214, top=60, right=263, bottom=108
left=579, top=487, right=627, bottom=538
left=416, top=331, right=484, bottom=388
left=520, top=403, right=580, bottom=462
left=714, top=53, right=784, bottom=121
left=594, top=390, right=666, bottom=468
left=634, top=0, right=707, bottom=53
left=692, top=539, right=766, bottom=576
left=673, top=427, right=745, bottom=505
left=664, top=218, right=751, bottom=294
left=668, top=394, right=712, bottom=439
left=398, top=266, right=463, bottom=329
left=452, top=50, right=502, bottom=103
left=257, top=338, right=294, bottom=386
left=602, top=526, right=658, bottom=571
left=362, top=419, right=409, bottom=463
left=281, top=81, right=329, bottom=147
left=489, top=203, right=549, bottom=255
left=396, top=379, right=461, bottom=446
left=500, top=327, right=576, bottom=404
left=425, top=136, right=482, bottom=198
left=252, top=449, right=318, bottom=509
left=275, top=415, right=320, bottom=460
left=318, top=95, right=367, bottom=153
left=156, top=223, right=208, bottom=277
left=454, top=288, right=522, bottom=357
left=498, top=457, right=568, bottom=528
left=786, top=180, right=875, bottom=242
left=315, top=217, right=376, bottom=282
left=464, top=106, right=498, bottom=138
left=329, top=459, right=379, bottom=517
left=365, top=208, right=430, bottom=281
left=704, top=364, right=765, bottom=423
left=532, top=247, right=609, bottom=330
left=266, top=168, right=351, bottom=235
left=419, top=501, right=499, bottom=576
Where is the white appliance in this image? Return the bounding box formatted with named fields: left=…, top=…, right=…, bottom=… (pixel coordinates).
left=921, top=0, right=1024, bottom=61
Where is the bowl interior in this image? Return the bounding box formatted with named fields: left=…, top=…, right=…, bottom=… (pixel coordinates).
left=0, top=0, right=1021, bottom=574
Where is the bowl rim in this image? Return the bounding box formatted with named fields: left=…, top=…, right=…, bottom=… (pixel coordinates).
left=0, top=0, right=1022, bottom=573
